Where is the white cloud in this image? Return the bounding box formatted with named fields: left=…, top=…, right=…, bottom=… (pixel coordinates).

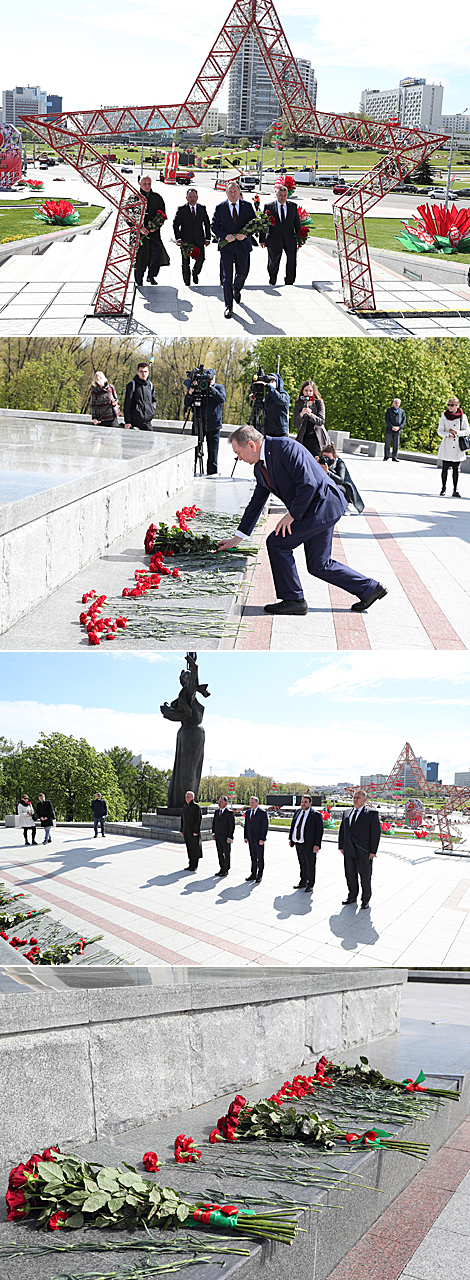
left=288, top=654, right=470, bottom=702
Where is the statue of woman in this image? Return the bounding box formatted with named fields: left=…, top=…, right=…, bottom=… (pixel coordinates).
left=161, top=653, right=210, bottom=808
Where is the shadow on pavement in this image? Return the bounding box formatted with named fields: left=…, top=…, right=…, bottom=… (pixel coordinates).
left=329, top=905, right=380, bottom=950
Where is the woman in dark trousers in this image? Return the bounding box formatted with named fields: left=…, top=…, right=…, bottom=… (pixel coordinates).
left=36, top=793, right=55, bottom=844
left=294, top=380, right=330, bottom=457
left=320, top=444, right=365, bottom=514
left=91, top=371, right=121, bottom=426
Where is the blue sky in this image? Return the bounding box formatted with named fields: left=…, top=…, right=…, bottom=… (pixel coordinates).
left=2, top=1, right=469, bottom=118
left=1, top=652, right=469, bottom=783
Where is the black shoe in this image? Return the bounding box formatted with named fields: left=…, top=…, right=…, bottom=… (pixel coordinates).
left=392, top=458, right=399, bottom=462
left=361, top=901, right=370, bottom=909
left=440, top=489, right=446, bottom=496
left=269, top=278, right=277, bottom=286
left=294, top=881, right=306, bottom=889
left=245, top=874, right=256, bottom=881
left=351, top=584, right=387, bottom=613
left=304, top=883, right=313, bottom=893
left=224, top=307, right=233, bottom=318
left=102, top=833, right=105, bottom=837
left=233, top=288, right=241, bottom=303
left=221, top=871, right=229, bottom=877
left=148, top=276, right=158, bottom=285
left=452, top=491, right=462, bottom=498
left=192, top=273, right=199, bottom=284
left=94, top=832, right=98, bottom=838
left=264, top=598, right=308, bottom=616
left=215, top=870, right=224, bottom=876
left=342, top=897, right=357, bottom=905
left=255, top=875, right=263, bottom=882
left=183, top=275, right=191, bottom=287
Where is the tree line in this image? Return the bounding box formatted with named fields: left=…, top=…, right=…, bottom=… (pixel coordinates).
left=1, top=335, right=470, bottom=454
left=0, top=733, right=170, bottom=823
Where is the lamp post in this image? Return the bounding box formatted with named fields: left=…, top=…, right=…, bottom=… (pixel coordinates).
left=445, top=108, right=467, bottom=211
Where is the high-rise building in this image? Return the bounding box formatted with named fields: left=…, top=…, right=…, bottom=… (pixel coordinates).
left=360, top=79, right=443, bottom=133
left=455, top=770, right=470, bottom=786
left=426, top=762, right=439, bottom=782
left=2, top=85, right=61, bottom=127
left=360, top=774, right=388, bottom=787
left=227, top=35, right=316, bottom=138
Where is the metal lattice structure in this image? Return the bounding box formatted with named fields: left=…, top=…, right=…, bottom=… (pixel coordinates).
left=19, top=0, right=449, bottom=314
left=384, top=741, right=429, bottom=792
left=347, top=742, right=470, bottom=853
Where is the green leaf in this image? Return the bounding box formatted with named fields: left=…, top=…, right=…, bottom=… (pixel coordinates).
left=96, top=1171, right=120, bottom=1193
left=125, top=1193, right=140, bottom=1207
left=82, top=1191, right=110, bottom=1213
left=107, top=1194, right=126, bottom=1213
left=177, top=1203, right=191, bottom=1221
left=63, top=1191, right=88, bottom=1205
left=37, top=1162, right=64, bottom=1183
left=65, top=1211, right=84, bottom=1229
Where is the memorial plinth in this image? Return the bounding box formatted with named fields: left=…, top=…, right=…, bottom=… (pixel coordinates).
left=141, top=808, right=213, bottom=843
left=0, top=412, right=195, bottom=633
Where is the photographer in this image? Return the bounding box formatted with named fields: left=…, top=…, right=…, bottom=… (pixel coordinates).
left=250, top=370, right=289, bottom=437
left=184, top=368, right=226, bottom=475
left=294, top=380, right=330, bottom=457
left=318, top=445, right=365, bottom=515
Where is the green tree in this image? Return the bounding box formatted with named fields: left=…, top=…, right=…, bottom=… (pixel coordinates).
left=104, top=747, right=169, bottom=819
left=5, top=348, right=82, bottom=412
left=201, top=132, right=212, bottom=149
left=20, top=732, right=126, bottom=821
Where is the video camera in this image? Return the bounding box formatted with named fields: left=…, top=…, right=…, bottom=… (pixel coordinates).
left=250, top=365, right=274, bottom=402
left=187, top=365, right=211, bottom=405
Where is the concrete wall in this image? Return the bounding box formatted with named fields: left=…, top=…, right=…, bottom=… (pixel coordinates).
left=0, top=435, right=194, bottom=633
left=0, top=969, right=405, bottom=1171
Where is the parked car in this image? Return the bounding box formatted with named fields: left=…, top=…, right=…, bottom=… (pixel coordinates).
left=427, top=187, right=447, bottom=200
left=333, top=183, right=351, bottom=194
left=455, top=188, right=470, bottom=198
left=394, top=183, right=419, bottom=194
left=121, top=165, right=133, bottom=174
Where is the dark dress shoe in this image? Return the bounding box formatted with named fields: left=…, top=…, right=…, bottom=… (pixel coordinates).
left=147, top=277, right=158, bottom=285
left=245, top=874, right=256, bottom=881
left=233, top=288, right=241, bottom=303
left=224, top=307, right=233, bottom=318
left=294, top=881, right=306, bottom=889
left=304, top=883, right=313, bottom=893
left=215, top=870, right=224, bottom=876
left=361, top=901, right=370, bottom=909
left=255, top=875, right=263, bottom=882
left=192, top=273, right=199, bottom=283
left=342, top=897, right=357, bottom=904
left=264, top=598, right=308, bottom=616
left=351, top=584, right=387, bottom=613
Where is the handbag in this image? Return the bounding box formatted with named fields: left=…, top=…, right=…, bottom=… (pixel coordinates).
left=458, top=434, right=470, bottom=451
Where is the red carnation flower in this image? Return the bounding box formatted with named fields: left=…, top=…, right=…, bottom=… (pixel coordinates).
left=49, top=1210, right=69, bottom=1230
left=142, top=1151, right=160, bottom=1172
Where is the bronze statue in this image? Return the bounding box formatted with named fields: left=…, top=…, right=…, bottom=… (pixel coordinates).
left=161, top=652, right=210, bottom=807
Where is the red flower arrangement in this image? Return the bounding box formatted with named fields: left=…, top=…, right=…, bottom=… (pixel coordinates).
left=190, top=246, right=200, bottom=260
left=174, top=1134, right=202, bottom=1163
left=142, top=1151, right=160, bottom=1172
left=274, top=174, right=296, bottom=193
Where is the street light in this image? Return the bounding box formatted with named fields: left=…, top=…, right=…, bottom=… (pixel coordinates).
left=445, top=108, right=468, bottom=211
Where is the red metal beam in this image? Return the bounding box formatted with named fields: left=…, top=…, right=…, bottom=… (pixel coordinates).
left=20, top=0, right=449, bottom=315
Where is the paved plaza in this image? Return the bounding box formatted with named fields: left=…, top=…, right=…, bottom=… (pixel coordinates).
left=2, top=436, right=470, bottom=651
left=1, top=822, right=470, bottom=967
left=1, top=168, right=470, bottom=338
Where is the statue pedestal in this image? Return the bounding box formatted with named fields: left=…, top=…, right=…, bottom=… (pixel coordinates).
left=142, top=809, right=213, bottom=843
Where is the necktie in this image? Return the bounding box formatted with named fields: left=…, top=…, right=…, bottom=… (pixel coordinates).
left=191, top=206, right=196, bottom=219
left=281, top=206, right=285, bottom=221
left=294, top=812, right=303, bottom=841
left=231, top=204, right=238, bottom=225
left=259, top=460, right=273, bottom=489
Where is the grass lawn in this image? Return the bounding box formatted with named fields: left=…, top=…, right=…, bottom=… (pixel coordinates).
left=0, top=203, right=104, bottom=244
left=309, top=213, right=470, bottom=265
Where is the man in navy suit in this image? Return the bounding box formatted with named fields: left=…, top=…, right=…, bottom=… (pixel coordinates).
left=244, top=796, right=269, bottom=882
left=218, top=425, right=387, bottom=616
left=259, top=185, right=301, bottom=285
left=289, top=796, right=323, bottom=893
left=211, top=180, right=255, bottom=318
left=338, top=788, right=381, bottom=908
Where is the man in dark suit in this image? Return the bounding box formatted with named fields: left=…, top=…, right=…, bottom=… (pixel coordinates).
left=173, top=187, right=211, bottom=286
left=181, top=790, right=202, bottom=872
left=244, top=796, right=269, bottom=883
left=211, top=180, right=256, bottom=317
left=212, top=795, right=235, bottom=877
left=259, top=184, right=301, bottom=285
left=134, top=174, right=167, bottom=286
left=384, top=397, right=406, bottom=461
left=289, top=796, right=323, bottom=893
left=338, top=788, right=381, bottom=908
left=218, top=425, right=387, bottom=617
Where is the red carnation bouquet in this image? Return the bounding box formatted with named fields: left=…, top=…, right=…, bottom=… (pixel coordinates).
left=295, top=206, right=315, bottom=249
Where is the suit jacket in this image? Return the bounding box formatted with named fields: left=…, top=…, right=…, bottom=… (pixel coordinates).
left=212, top=807, right=235, bottom=841
left=211, top=198, right=256, bottom=251
left=260, top=200, right=301, bottom=250
left=289, top=808, right=323, bottom=853
left=338, top=807, right=381, bottom=858
left=244, top=806, right=269, bottom=843
left=181, top=800, right=201, bottom=837
left=237, top=435, right=347, bottom=538
left=173, top=203, right=211, bottom=248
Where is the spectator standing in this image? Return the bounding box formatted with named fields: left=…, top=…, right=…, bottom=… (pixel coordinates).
left=124, top=363, right=156, bottom=431
left=17, top=795, right=36, bottom=846
left=294, top=380, right=330, bottom=457
left=91, top=792, right=107, bottom=838
left=438, top=397, right=469, bottom=498
left=261, top=374, right=290, bottom=437
left=384, top=397, right=406, bottom=461
left=36, top=793, right=55, bottom=844
left=91, top=372, right=121, bottom=426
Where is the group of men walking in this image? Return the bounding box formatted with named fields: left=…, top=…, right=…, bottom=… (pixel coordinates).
left=134, top=175, right=304, bottom=317
left=179, top=789, right=381, bottom=906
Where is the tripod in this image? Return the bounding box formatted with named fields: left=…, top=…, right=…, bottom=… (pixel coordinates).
left=231, top=396, right=266, bottom=477
left=182, top=397, right=206, bottom=476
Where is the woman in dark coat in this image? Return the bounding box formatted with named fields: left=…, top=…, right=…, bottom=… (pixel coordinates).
left=294, top=380, right=330, bottom=457
left=320, top=444, right=365, bottom=514
left=91, top=371, right=121, bottom=425
left=134, top=175, right=169, bottom=285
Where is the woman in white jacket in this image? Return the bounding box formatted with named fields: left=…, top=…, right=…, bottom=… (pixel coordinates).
left=17, top=795, right=37, bottom=846
left=437, top=397, right=469, bottom=497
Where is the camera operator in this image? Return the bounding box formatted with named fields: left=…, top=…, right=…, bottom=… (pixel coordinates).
left=249, top=369, right=289, bottom=437
left=184, top=367, right=226, bottom=475
left=294, top=379, right=330, bottom=457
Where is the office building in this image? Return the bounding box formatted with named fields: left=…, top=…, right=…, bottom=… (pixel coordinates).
left=426, top=762, right=439, bottom=782
left=360, top=774, right=388, bottom=788
left=455, top=770, right=470, bottom=786
left=2, top=85, right=62, bottom=128
left=360, top=79, right=443, bottom=133
left=227, top=33, right=316, bottom=137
